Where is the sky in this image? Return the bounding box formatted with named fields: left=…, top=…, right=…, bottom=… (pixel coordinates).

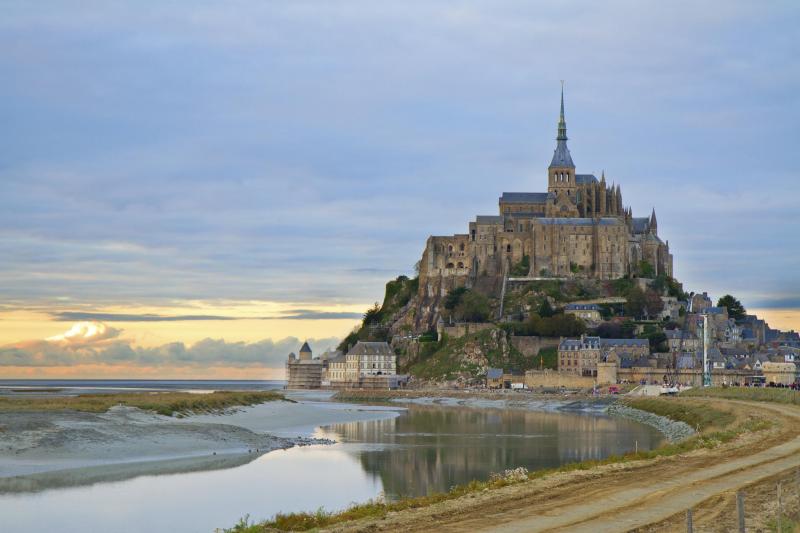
left=0, top=1, right=798, bottom=378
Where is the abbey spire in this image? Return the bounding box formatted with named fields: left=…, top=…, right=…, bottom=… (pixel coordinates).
left=549, top=82, right=574, bottom=169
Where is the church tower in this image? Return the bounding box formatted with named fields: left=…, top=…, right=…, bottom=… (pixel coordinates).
left=548, top=84, right=575, bottom=194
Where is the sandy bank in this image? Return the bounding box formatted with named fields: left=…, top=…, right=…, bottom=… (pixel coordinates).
left=0, top=397, right=404, bottom=489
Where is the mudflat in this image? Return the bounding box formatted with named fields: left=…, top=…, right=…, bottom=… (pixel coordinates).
left=0, top=394, right=403, bottom=490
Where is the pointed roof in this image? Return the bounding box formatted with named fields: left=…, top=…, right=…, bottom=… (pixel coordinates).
left=299, top=341, right=312, bottom=354
left=549, top=83, right=575, bottom=169
left=650, top=208, right=658, bottom=228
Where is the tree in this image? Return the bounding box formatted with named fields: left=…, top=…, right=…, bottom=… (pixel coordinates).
left=443, top=286, right=469, bottom=310
left=595, top=321, right=622, bottom=338
left=717, top=294, right=746, bottom=321
left=625, top=286, right=646, bottom=318
left=637, top=261, right=655, bottom=278
left=510, top=255, right=530, bottom=277
left=362, top=302, right=383, bottom=325
left=538, top=299, right=555, bottom=318
left=644, top=289, right=665, bottom=319
left=454, top=291, right=490, bottom=322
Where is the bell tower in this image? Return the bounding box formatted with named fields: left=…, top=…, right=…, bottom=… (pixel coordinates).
left=548, top=82, right=575, bottom=194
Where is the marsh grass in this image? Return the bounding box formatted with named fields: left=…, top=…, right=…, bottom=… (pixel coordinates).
left=0, top=390, right=286, bottom=416
left=681, top=387, right=800, bottom=405
left=623, top=397, right=736, bottom=430
left=226, top=398, right=773, bottom=532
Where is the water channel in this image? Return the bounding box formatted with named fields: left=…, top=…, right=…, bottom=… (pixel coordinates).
left=0, top=401, right=663, bottom=532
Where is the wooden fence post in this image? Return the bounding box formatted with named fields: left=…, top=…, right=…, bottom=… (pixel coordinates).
left=686, top=508, right=693, bottom=533
left=777, top=483, right=782, bottom=532
left=737, top=491, right=745, bottom=533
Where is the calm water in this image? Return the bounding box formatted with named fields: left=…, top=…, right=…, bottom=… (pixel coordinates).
left=0, top=379, right=285, bottom=395
left=0, top=401, right=663, bottom=533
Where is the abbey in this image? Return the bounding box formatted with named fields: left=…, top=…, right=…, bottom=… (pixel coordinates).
left=419, top=89, right=673, bottom=285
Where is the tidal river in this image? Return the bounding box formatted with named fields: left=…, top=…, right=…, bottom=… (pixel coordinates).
left=0, top=397, right=662, bottom=533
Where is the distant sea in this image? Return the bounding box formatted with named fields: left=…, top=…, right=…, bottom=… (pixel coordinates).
left=0, top=379, right=286, bottom=396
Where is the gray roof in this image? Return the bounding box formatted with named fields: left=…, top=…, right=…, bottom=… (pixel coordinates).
left=632, top=217, right=650, bottom=233
left=347, top=341, right=394, bottom=356
left=705, top=306, right=726, bottom=315
left=299, top=341, right=312, bottom=353
left=487, top=367, right=503, bottom=379
left=601, top=338, right=650, bottom=348
left=575, top=174, right=598, bottom=184
left=327, top=353, right=347, bottom=364
left=500, top=192, right=549, bottom=204
left=565, top=303, right=601, bottom=311
left=538, top=217, right=622, bottom=226
left=550, top=140, right=575, bottom=168
left=475, top=215, right=502, bottom=225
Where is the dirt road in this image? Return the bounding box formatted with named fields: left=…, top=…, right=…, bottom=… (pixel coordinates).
left=329, top=398, right=800, bottom=533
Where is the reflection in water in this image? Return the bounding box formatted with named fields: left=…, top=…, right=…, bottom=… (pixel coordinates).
left=0, top=403, right=663, bottom=533
left=317, top=404, right=663, bottom=499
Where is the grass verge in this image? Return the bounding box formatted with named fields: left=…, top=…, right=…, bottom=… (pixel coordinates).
left=224, top=398, right=772, bottom=532
left=681, top=387, right=800, bottom=405
left=0, top=390, right=286, bottom=416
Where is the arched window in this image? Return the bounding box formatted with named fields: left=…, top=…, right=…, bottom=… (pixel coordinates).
left=446, top=262, right=454, bottom=268
left=448, top=244, right=453, bottom=253
left=457, top=262, right=464, bottom=268
left=459, top=243, right=465, bottom=251
left=506, top=244, right=511, bottom=253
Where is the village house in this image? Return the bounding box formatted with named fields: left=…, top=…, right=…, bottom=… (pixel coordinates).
left=664, top=329, right=700, bottom=352
left=558, top=335, right=649, bottom=376
left=286, top=341, right=323, bottom=389
left=563, top=303, right=602, bottom=324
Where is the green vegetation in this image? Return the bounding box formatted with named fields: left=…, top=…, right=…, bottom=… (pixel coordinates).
left=681, top=387, right=800, bottom=405
left=652, top=274, right=687, bottom=299
left=501, top=312, right=586, bottom=338
left=536, top=346, right=558, bottom=370
left=636, top=260, right=655, bottom=278
left=407, top=329, right=530, bottom=380
left=0, top=390, right=286, bottom=416
left=509, top=255, right=530, bottom=277
left=226, top=397, right=772, bottom=532
left=717, top=294, right=746, bottom=320
left=624, top=398, right=735, bottom=430
left=443, top=287, right=491, bottom=322
left=337, top=275, right=420, bottom=351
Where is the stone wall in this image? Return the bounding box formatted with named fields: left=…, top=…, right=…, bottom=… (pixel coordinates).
left=441, top=322, right=495, bottom=339
left=510, top=335, right=560, bottom=357
left=524, top=369, right=596, bottom=389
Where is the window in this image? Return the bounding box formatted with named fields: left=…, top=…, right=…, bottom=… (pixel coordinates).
left=459, top=243, right=465, bottom=251
left=506, top=244, right=511, bottom=253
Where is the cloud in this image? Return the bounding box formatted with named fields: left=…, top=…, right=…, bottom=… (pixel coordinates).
left=50, top=310, right=363, bottom=321
left=51, top=312, right=241, bottom=322
left=0, top=1, right=797, bottom=315
left=0, top=322, right=339, bottom=368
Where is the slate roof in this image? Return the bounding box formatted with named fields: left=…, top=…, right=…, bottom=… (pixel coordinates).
left=487, top=368, right=503, bottom=379
left=500, top=192, right=549, bottom=204
left=575, top=174, right=598, bottom=184
left=632, top=217, right=650, bottom=233
left=705, top=306, right=726, bottom=315
left=601, top=338, right=649, bottom=348
left=299, top=341, right=312, bottom=354
left=475, top=215, right=502, bottom=225
left=538, top=217, right=622, bottom=226
left=550, top=140, right=575, bottom=168
left=347, top=341, right=394, bottom=356
left=565, top=303, right=601, bottom=311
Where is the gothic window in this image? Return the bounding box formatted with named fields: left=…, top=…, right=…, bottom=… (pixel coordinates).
left=448, top=244, right=453, bottom=253
left=446, top=262, right=454, bottom=268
